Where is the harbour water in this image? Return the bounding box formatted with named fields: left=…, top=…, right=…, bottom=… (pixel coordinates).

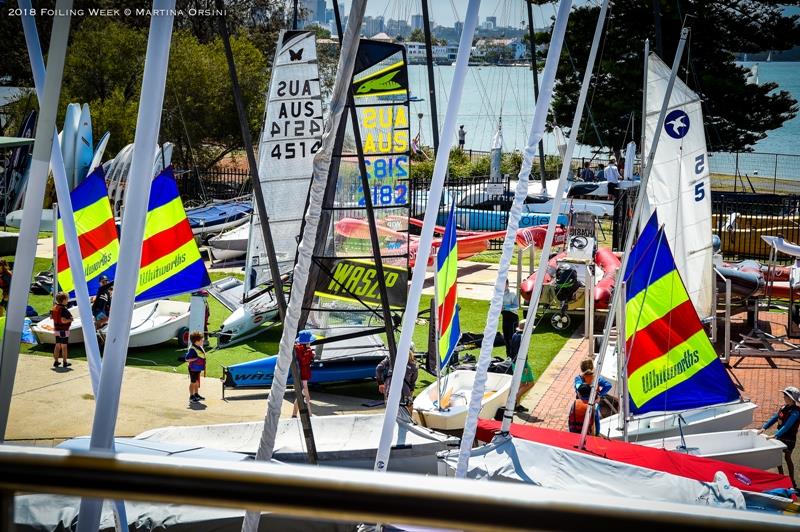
left=407, top=62, right=800, bottom=159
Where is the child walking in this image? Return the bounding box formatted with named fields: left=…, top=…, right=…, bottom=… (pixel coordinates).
left=51, top=291, right=73, bottom=368
left=760, top=386, right=800, bottom=487
left=292, top=330, right=315, bottom=418
left=184, top=331, right=206, bottom=404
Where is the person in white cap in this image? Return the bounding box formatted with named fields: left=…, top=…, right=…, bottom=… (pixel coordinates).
left=760, top=386, right=800, bottom=487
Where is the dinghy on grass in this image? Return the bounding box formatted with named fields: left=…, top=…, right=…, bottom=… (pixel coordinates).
left=206, top=222, right=249, bottom=262
left=100, top=299, right=191, bottom=348
left=186, top=200, right=252, bottom=240
left=413, top=370, right=512, bottom=430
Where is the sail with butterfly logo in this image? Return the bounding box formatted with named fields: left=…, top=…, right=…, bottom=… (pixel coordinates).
left=216, top=30, right=323, bottom=346
left=244, top=30, right=324, bottom=297
left=641, top=53, right=713, bottom=320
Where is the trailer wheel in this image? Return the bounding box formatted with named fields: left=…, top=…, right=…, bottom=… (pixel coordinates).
left=177, top=326, right=190, bottom=348
left=550, top=312, right=571, bottom=331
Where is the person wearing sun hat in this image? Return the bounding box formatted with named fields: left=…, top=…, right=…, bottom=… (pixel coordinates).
left=760, top=386, right=800, bottom=487
left=291, top=330, right=316, bottom=418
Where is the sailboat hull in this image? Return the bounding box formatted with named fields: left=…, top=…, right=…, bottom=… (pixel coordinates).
left=412, top=370, right=512, bottom=430
left=638, top=429, right=786, bottom=471
left=600, top=401, right=757, bottom=441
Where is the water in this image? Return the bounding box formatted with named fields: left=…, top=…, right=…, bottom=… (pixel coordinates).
left=407, top=62, right=800, bottom=157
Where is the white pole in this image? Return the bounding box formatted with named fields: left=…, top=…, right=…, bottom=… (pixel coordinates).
left=52, top=203, right=58, bottom=305
left=453, top=0, right=575, bottom=477
left=0, top=0, right=72, bottom=440
left=579, top=28, right=690, bottom=450
left=619, top=281, right=629, bottom=441
left=374, top=0, right=482, bottom=474
left=240, top=4, right=368, bottom=530
left=19, top=1, right=104, bottom=395
left=640, top=40, right=650, bottom=163
left=76, top=3, right=175, bottom=531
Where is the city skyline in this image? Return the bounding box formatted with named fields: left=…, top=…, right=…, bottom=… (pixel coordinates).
left=322, top=0, right=557, bottom=29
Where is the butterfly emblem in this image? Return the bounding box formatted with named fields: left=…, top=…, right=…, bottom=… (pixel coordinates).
left=288, top=48, right=303, bottom=61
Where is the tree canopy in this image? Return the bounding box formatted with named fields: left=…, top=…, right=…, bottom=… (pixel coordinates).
left=551, top=0, right=800, bottom=152
left=1, top=0, right=312, bottom=168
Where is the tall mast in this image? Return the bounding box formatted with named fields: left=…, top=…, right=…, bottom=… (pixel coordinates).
left=421, top=0, right=440, bottom=153
left=374, top=0, right=483, bottom=474
left=578, top=28, right=690, bottom=449
left=452, top=0, right=574, bottom=479
left=292, top=0, right=299, bottom=30
left=214, top=1, right=317, bottom=463
left=640, top=39, right=650, bottom=163
left=0, top=0, right=72, bottom=440
left=77, top=3, right=176, bottom=531
left=241, top=3, right=368, bottom=530
left=527, top=0, right=548, bottom=193
left=328, top=0, right=399, bottom=365
left=498, top=0, right=609, bottom=440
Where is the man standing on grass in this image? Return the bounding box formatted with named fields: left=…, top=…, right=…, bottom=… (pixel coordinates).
left=51, top=291, right=73, bottom=369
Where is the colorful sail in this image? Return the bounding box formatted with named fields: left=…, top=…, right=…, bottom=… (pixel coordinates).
left=624, top=214, right=739, bottom=415
left=56, top=167, right=119, bottom=297
left=642, top=53, right=713, bottom=320
left=304, top=39, right=410, bottom=340
left=245, top=30, right=322, bottom=297
left=436, top=201, right=460, bottom=369
left=136, top=167, right=210, bottom=301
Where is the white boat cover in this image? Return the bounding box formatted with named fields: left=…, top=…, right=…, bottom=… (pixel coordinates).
left=440, top=436, right=746, bottom=510
left=642, top=53, right=713, bottom=320
left=14, top=495, right=355, bottom=531
left=137, top=414, right=457, bottom=474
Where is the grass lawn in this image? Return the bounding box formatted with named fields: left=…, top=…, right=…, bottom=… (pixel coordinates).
left=16, top=256, right=577, bottom=399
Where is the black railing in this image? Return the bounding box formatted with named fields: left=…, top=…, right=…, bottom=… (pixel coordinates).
left=409, top=175, right=514, bottom=250
left=174, top=167, right=252, bottom=204
left=712, top=192, right=800, bottom=261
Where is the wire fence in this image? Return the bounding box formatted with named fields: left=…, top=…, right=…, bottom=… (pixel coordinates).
left=174, top=168, right=252, bottom=205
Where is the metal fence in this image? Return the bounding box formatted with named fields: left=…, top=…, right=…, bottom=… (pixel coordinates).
left=409, top=175, right=514, bottom=250
left=708, top=152, right=800, bottom=195
left=174, top=167, right=251, bottom=204
left=712, top=192, right=800, bottom=261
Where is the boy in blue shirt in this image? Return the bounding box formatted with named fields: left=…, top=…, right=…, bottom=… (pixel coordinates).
left=760, top=386, right=800, bottom=487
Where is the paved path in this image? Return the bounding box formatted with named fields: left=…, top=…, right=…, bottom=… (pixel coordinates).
left=6, top=354, right=378, bottom=444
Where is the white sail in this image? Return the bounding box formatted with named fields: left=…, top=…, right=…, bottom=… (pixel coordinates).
left=642, top=53, right=713, bottom=320
left=245, top=31, right=323, bottom=295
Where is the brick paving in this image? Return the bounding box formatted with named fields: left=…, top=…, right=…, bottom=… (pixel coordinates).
left=520, top=311, right=800, bottom=432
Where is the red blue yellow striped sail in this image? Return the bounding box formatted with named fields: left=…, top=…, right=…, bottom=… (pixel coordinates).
left=135, top=168, right=210, bottom=301
left=56, top=168, right=119, bottom=297
left=436, top=201, right=460, bottom=369
left=624, top=213, right=739, bottom=414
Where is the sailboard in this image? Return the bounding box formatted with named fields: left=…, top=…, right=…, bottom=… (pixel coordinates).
left=304, top=38, right=411, bottom=344
left=642, top=53, right=713, bottom=320
left=244, top=30, right=323, bottom=298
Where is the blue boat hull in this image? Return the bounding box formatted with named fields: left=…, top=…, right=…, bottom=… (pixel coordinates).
left=435, top=208, right=568, bottom=231
left=224, top=354, right=382, bottom=388
left=187, top=201, right=252, bottom=231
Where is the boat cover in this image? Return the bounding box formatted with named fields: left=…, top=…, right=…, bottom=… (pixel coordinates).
left=186, top=201, right=252, bottom=229
left=439, top=434, right=748, bottom=509
left=14, top=495, right=354, bottom=531
left=476, top=420, right=791, bottom=493
left=137, top=414, right=458, bottom=473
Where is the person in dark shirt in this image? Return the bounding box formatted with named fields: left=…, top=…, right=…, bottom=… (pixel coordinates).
left=292, top=330, right=316, bottom=418
left=92, top=276, right=113, bottom=327
left=579, top=161, right=595, bottom=182
left=184, top=331, right=207, bottom=403
left=0, top=259, right=12, bottom=317
left=376, top=348, right=419, bottom=415
left=51, top=291, right=73, bottom=368
left=568, top=383, right=601, bottom=435
left=760, top=386, right=800, bottom=487
left=510, top=321, right=535, bottom=412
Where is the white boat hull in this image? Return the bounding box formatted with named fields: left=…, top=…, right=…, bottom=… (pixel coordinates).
left=31, top=306, right=86, bottom=344
left=638, top=429, right=786, bottom=471
left=600, top=401, right=758, bottom=441
left=207, top=224, right=249, bottom=262
left=217, top=291, right=279, bottom=346
left=191, top=215, right=248, bottom=237
left=136, top=413, right=458, bottom=475
left=412, top=370, right=512, bottom=431
left=99, top=300, right=191, bottom=348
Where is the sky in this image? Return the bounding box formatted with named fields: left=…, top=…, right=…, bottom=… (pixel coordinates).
left=331, top=0, right=569, bottom=29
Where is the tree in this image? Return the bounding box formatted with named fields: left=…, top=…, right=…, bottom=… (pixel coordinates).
left=551, top=1, right=800, bottom=152
left=408, top=28, right=425, bottom=43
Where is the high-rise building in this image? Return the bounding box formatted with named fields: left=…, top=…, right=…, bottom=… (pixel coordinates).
left=316, top=0, right=326, bottom=23
left=411, top=14, right=424, bottom=30
left=486, top=16, right=497, bottom=29
left=454, top=20, right=464, bottom=35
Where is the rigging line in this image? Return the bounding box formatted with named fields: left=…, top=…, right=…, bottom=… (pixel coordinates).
left=169, top=83, right=207, bottom=202
left=583, top=1, right=612, bottom=151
